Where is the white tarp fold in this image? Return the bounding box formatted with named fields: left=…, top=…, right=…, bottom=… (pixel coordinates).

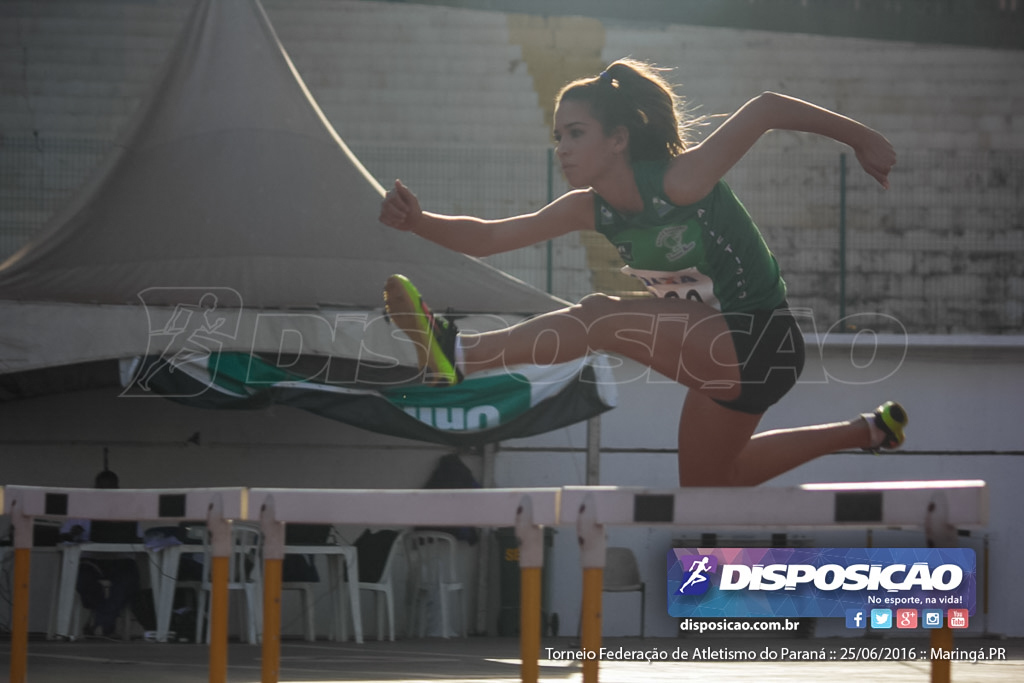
left=0, top=0, right=613, bottom=440
left=0, top=0, right=564, bottom=314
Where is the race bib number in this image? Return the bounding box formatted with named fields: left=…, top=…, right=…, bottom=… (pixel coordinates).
left=621, top=266, right=720, bottom=310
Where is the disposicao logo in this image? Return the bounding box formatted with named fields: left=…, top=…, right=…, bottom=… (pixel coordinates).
left=667, top=548, right=976, bottom=619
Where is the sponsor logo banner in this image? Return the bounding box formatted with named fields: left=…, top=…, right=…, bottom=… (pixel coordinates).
left=667, top=548, right=975, bottom=618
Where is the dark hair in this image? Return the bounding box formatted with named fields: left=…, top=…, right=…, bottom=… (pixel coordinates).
left=555, top=58, right=700, bottom=162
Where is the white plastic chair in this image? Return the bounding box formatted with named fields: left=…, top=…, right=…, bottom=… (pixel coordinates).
left=180, top=522, right=263, bottom=644
left=280, top=560, right=317, bottom=642
left=603, top=547, right=645, bottom=638
left=279, top=547, right=361, bottom=642
left=356, top=529, right=406, bottom=641
left=280, top=523, right=362, bottom=643
left=404, top=530, right=465, bottom=638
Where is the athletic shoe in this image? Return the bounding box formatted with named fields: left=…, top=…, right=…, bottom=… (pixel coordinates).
left=865, top=400, right=908, bottom=452
left=383, top=274, right=461, bottom=386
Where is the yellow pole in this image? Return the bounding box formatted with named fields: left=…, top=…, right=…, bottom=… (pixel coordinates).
left=209, top=555, right=230, bottom=683
left=520, top=566, right=542, bottom=683
left=9, top=548, right=31, bottom=683
left=262, top=557, right=283, bottom=683
left=930, top=624, right=952, bottom=683
left=580, top=567, right=603, bottom=683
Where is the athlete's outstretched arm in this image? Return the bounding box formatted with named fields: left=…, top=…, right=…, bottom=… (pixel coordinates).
left=664, top=91, right=896, bottom=205
left=378, top=180, right=593, bottom=257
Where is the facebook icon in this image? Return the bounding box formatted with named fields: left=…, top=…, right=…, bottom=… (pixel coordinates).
left=845, top=609, right=866, bottom=629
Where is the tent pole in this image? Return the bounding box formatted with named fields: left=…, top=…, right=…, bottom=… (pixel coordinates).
left=477, top=443, right=498, bottom=635
left=481, top=443, right=497, bottom=489
left=586, top=417, right=601, bottom=485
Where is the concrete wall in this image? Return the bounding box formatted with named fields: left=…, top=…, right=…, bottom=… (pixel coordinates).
left=415, top=0, right=1024, bottom=51
left=2, top=0, right=1021, bottom=330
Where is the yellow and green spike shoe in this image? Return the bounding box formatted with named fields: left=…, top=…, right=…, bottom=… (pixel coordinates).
left=865, top=400, right=908, bottom=453
left=383, top=274, right=461, bottom=386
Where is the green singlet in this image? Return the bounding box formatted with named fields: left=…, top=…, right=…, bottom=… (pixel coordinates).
left=592, top=160, right=787, bottom=313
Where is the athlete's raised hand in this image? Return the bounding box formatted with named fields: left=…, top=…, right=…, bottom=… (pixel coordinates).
left=854, top=128, right=896, bottom=190
left=379, top=179, right=422, bottom=231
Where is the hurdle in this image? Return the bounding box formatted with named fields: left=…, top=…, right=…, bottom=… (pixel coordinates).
left=560, top=480, right=989, bottom=683
left=245, top=487, right=561, bottom=683
left=3, top=480, right=989, bottom=683
left=3, top=485, right=246, bottom=683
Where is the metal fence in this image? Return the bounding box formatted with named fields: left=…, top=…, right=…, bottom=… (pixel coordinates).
left=0, top=136, right=112, bottom=259
left=2, top=136, right=1022, bottom=334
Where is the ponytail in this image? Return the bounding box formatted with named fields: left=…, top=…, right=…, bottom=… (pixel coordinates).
left=556, top=58, right=700, bottom=162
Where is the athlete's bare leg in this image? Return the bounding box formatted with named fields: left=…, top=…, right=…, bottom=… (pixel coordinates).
left=460, top=293, right=744, bottom=403
left=677, top=391, right=875, bottom=487
left=457, top=292, right=877, bottom=487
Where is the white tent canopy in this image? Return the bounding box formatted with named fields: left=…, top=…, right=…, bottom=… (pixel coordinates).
left=0, top=0, right=616, bottom=444
left=0, top=0, right=563, bottom=312
left=0, top=0, right=567, bottom=378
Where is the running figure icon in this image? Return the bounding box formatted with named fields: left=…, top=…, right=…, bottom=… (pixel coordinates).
left=679, top=556, right=713, bottom=594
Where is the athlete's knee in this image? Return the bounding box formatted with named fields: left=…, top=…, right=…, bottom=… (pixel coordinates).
left=571, top=293, right=663, bottom=362
left=575, top=293, right=651, bottom=331
left=574, top=292, right=617, bottom=319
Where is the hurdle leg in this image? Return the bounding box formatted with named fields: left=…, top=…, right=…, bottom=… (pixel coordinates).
left=8, top=497, right=35, bottom=683
left=10, top=548, right=31, bottom=683
left=262, top=558, right=283, bottom=682
left=516, top=497, right=544, bottom=683
left=930, top=625, right=953, bottom=683
left=207, top=498, right=232, bottom=683
left=260, top=498, right=285, bottom=683
left=576, top=494, right=606, bottom=683
left=520, top=567, right=542, bottom=683
left=925, top=491, right=955, bottom=683
left=580, top=568, right=603, bottom=682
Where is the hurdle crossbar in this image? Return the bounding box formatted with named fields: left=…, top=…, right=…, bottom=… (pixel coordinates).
left=4, top=485, right=247, bottom=521
left=559, top=479, right=988, bottom=528
left=3, top=481, right=990, bottom=683
left=3, top=485, right=246, bottom=683
left=245, top=487, right=560, bottom=527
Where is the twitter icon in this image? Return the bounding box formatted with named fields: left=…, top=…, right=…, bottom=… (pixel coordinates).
left=871, top=609, right=893, bottom=629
